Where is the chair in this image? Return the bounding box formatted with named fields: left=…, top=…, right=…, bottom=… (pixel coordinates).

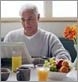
left=59, top=38, right=77, bottom=62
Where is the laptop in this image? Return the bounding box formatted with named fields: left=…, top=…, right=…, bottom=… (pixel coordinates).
left=0, top=42, right=32, bottom=64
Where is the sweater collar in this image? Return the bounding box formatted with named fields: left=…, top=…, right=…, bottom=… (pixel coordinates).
left=23, top=28, right=40, bottom=39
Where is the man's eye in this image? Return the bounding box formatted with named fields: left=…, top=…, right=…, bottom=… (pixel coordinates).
left=21, top=18, right=35, bottom=22
left=22, top=18, right=25, bottom=21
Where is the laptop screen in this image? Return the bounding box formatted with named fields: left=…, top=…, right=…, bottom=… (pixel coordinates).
left=1, top=42, right=32, bottom=64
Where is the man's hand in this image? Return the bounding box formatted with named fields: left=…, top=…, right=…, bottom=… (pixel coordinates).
left=32, top=58, right=45, bottom=67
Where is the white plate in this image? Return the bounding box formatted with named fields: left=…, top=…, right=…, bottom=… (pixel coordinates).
left=48, top=72, right=67, bottom=80
left=21, top=64, right=34, bottom=68
left=66, top=70, right=77, bottom=81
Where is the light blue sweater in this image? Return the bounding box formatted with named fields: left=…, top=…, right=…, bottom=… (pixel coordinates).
left=4, top=28, right=71, bottom=61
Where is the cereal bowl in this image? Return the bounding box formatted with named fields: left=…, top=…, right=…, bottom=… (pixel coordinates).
left=1, top=68, right=10, bottom=81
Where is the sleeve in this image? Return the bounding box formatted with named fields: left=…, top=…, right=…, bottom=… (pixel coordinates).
left=49, top=34, right=71, bottom=61
left=4, top=32, right=13, bottom=42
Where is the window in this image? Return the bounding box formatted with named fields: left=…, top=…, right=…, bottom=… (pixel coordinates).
left=52, top=1, right=77, bottom=17
left=1, top=1, right=44, bottom=18
left=1, top=1, right=77, bottom=22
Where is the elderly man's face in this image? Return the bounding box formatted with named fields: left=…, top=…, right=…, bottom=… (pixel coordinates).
left=21, top=10, right=40, bottom=36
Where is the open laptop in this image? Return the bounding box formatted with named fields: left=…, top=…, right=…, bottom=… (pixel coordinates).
left=0, top=42, right=32, bottom=64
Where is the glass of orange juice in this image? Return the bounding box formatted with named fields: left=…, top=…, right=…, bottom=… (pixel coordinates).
left=12, top=51, right=22, bottom=72
left=37, top=64, right=49, bottom=81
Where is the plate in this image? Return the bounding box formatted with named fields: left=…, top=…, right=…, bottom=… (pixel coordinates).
left=48, top=72, right=67, bottom=80
left=21, top=64, right=34, bottom=68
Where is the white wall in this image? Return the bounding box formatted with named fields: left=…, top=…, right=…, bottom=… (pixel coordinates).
left=1, top=21, right=76, bottom=38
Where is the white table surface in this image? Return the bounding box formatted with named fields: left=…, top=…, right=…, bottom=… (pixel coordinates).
left=7, top=67, right=77, bottom=81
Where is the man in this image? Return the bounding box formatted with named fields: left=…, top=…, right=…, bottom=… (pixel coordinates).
left=4, top=4, right=71, bottom=64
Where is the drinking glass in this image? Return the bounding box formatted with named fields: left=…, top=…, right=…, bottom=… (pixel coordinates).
left=36, top=64, right=49, bottom=81
left=12, top=51, right=22, bottom=72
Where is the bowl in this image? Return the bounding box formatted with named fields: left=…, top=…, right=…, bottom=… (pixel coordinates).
left=1, top=68, right=10, bottom=81
left=48, top=72, right=67, bottom=81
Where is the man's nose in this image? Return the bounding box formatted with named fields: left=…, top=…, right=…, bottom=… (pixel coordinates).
left=25, top=20, right=30, bottom=25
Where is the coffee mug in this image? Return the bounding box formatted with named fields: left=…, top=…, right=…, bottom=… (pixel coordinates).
left=16, top=67, right=30, bottom=81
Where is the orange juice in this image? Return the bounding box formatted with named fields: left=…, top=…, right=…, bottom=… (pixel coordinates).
left=37, top=67, right=49, bottom=81
left=12, top=55, right=22, bottom=72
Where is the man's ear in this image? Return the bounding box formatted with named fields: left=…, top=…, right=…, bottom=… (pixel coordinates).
left=38, top=14, right=40, bottom=20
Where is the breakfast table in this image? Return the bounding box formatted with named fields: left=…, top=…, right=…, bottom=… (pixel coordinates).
left=7, top=64, right=77, bottom=81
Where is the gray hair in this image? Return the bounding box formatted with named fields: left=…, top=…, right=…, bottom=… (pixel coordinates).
left=19, top=4, right=39, bottom=16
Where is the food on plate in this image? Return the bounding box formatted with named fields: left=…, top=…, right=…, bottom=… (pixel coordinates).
left=44, top=58, right=72, bottom=73
left=44, top=57, right=57, bottom=72
left=56, top=59, right=64, bottom=69
left=59, top=60, right=70, bottom=73
left=62, top=60, right=69, bottom=67
left=59, top=65, right=69, bottom=73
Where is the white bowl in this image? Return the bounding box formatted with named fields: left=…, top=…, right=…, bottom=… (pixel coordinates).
left=48, top=72, right=67, bottom=81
